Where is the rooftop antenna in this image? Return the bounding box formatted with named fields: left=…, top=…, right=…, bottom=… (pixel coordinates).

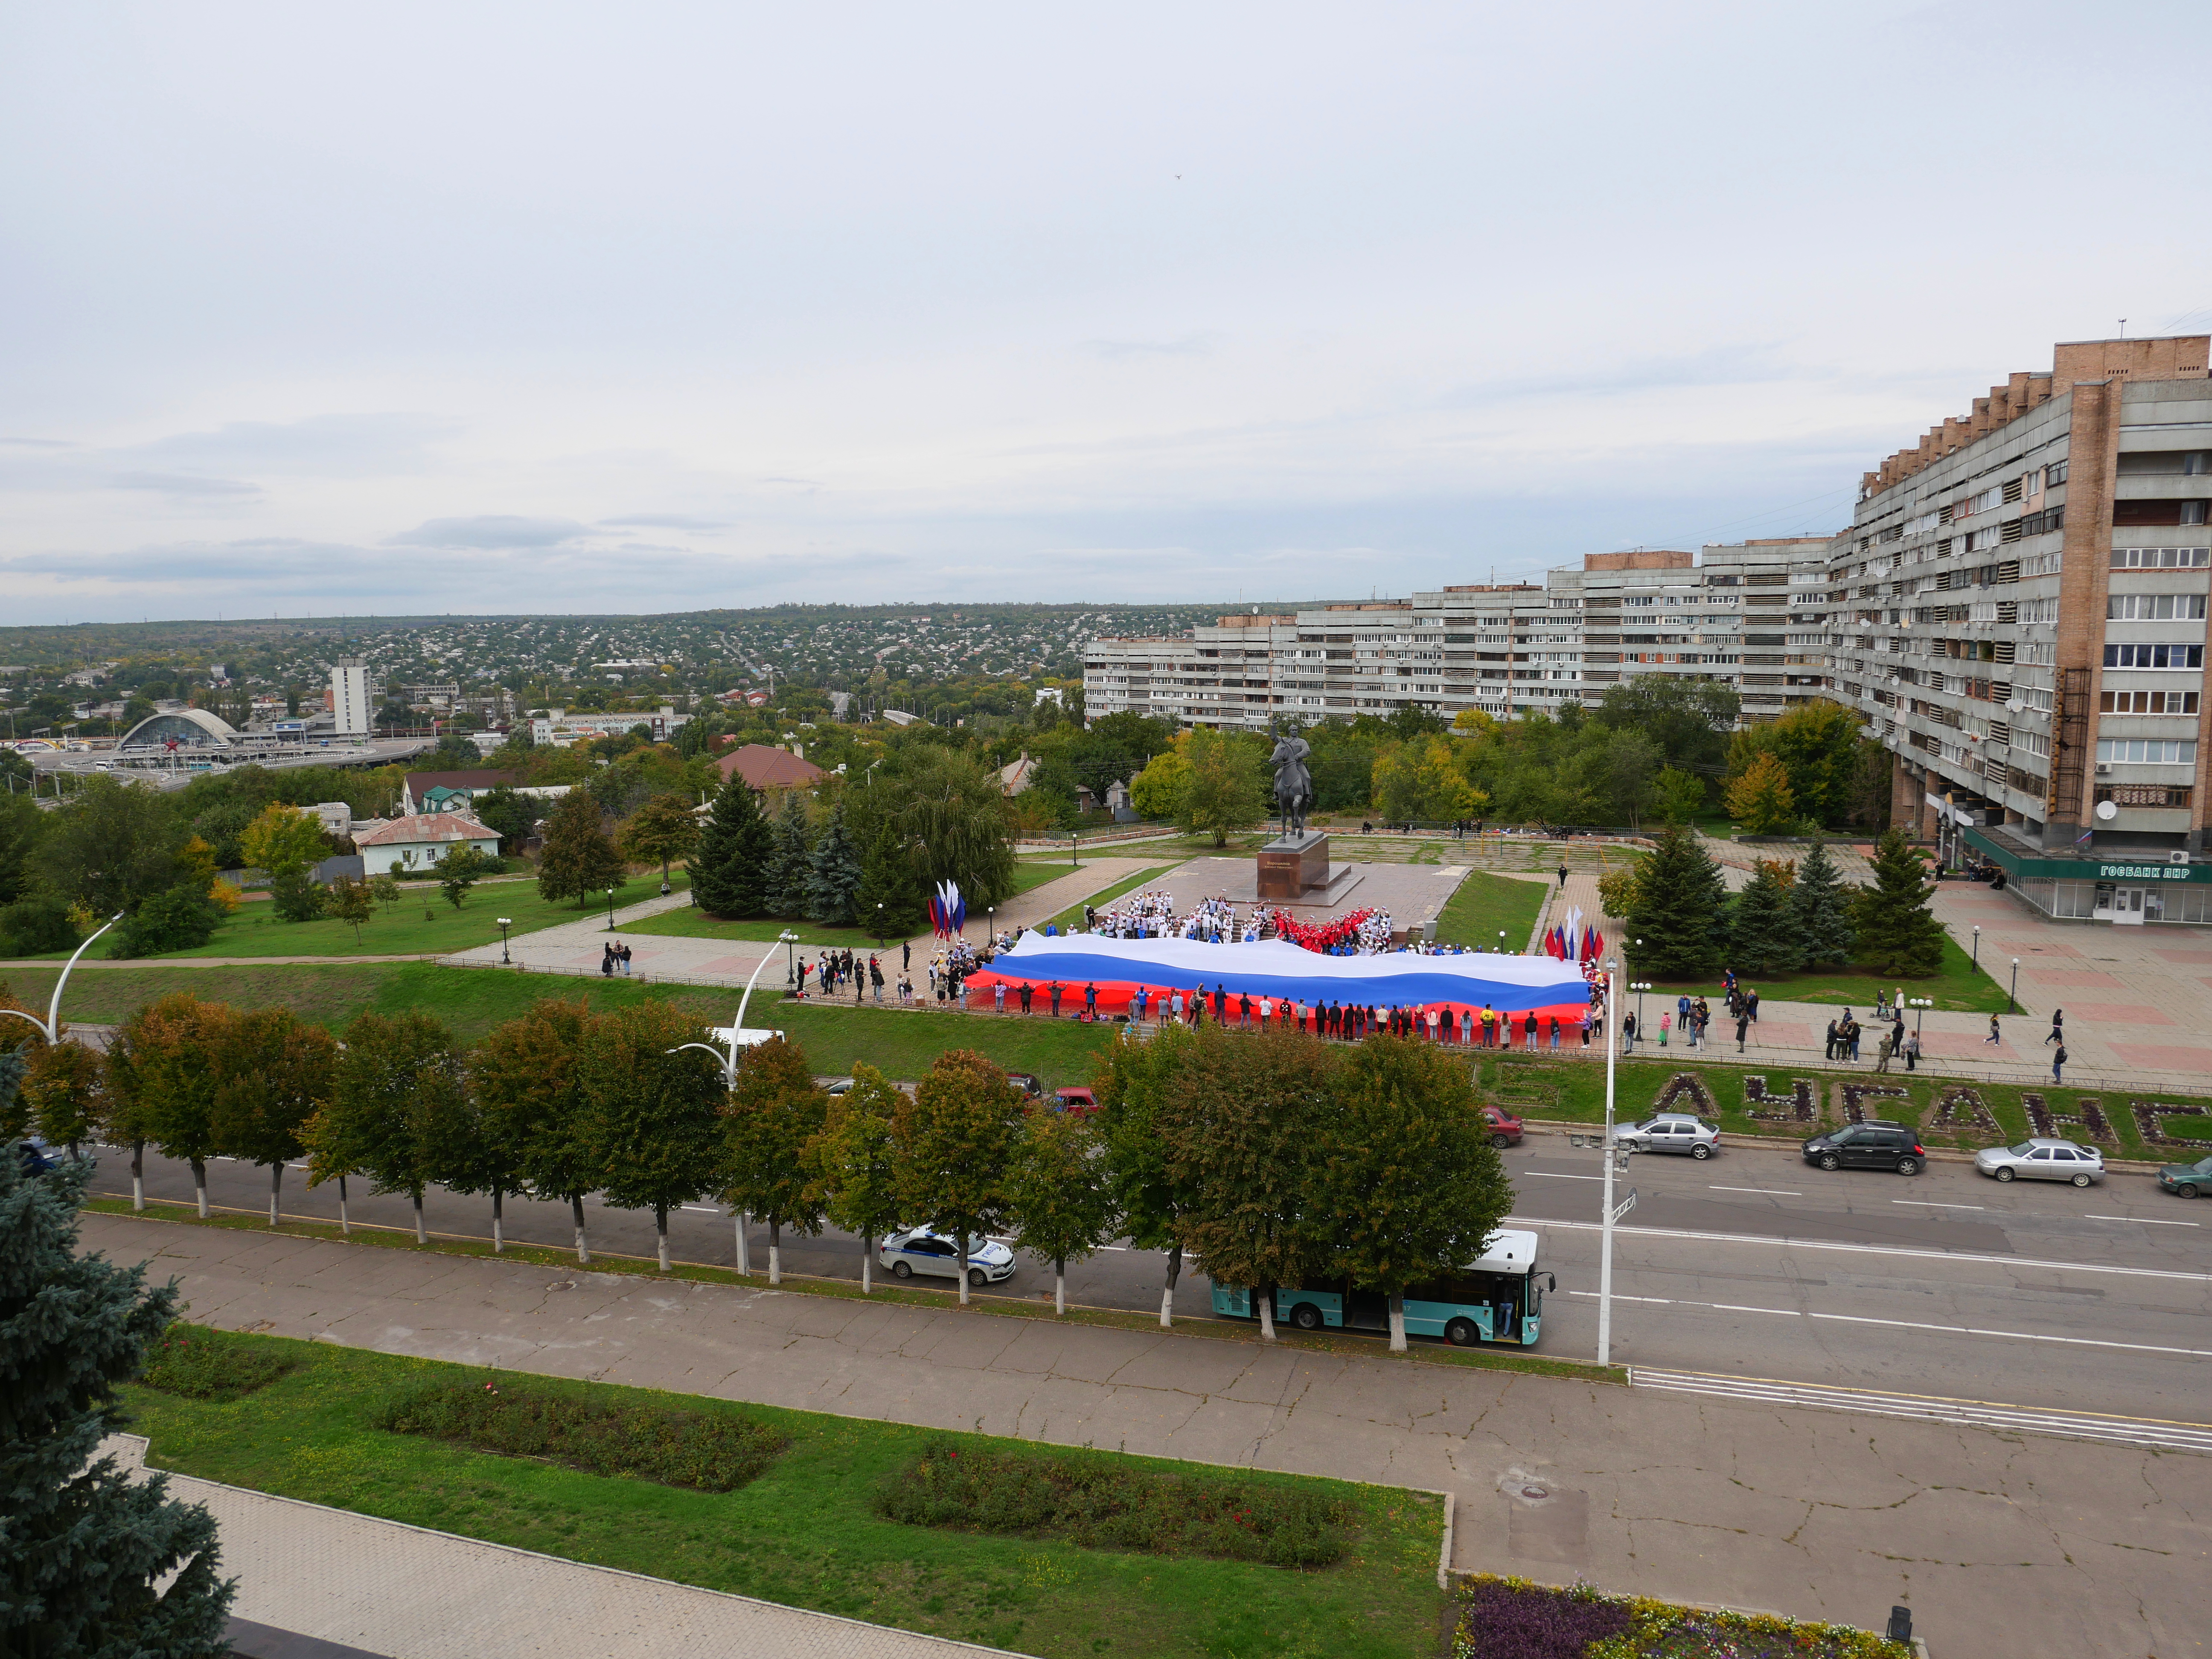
left=2119, top=319, right=2127, bottom=338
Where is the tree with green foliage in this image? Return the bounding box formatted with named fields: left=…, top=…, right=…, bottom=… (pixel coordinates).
left=1094, top=1022, right=1204, bottom=1325
left=892, top=1048, right=1026, bottom=1305
left=536, top=789, right=626, bottom=906
left=1314, top=1036, right=1514, bottom=1351
left=238, top=802, right=329, bottom=880
left=1724, top=749, right=1797, bottom=834
left=0, top=790, right=47, bottom=905
left=690, top=771, right=775, bottom=918
left=1853, top=828, right=1946, bottom=976
left=1007, top=1105, right=1118, bottom=1315
left=1726, top=859, right=1802, bottom=977
left=1176, top=728, right=1269, bottom=847
left=617, top=792, right=700, bottom=886
left=805, top=1063, right=904, bottom=1294
left=884, top=748, right=1018, bottom=910
left=325, top=873, right=375, bottom=944
left=469, top=1000, right=601, bottom=1260
left=267, top=862, right=324, bottom=924
left=312, top=1010, right=465, bottom=1244
left=36, top=774, right=186, bottom=917
left=0, top=1149, right=235, bottom=1658
left=370, top=871, right=402, bottom=914
left=1127, top=746, right=1192, bottom=820
left=1726, top=699, right=1866, bottom=829
left=1787, top=836, right=1857, bottom=967
left=122, top=996, right=227, bottom=1216
left=1593, top=678, right=1740, bottom=774
left=1159, top=1025, right=1336, bottom=1341
left=437, top=844, right=491, bottom=910
left=763, top=792, right=814, bottom=917
left=1650, top=765, right=1707, bottom=825
left=209, top=1008, right=336, bottom=1227
left=1623, top=824, right=1730, bottom=981
left=1371, top=735, right=1487, bottom=824
left=0, top=894, right=77, bottom=957
left=22, top=1040, right=105, bottom=1161
left=472, top=785, right=538, bottom=856
left=577, top=1002, right=726, bottom=1271
left=804, top=804, right=864, bottom=928
left=720, top=1036, right=830, bottom=1284
left=853, top=818, right=922, bottom=942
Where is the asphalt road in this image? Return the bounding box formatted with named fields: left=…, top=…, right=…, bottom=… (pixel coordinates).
left=76, top=1138, right=2209, bottom=1423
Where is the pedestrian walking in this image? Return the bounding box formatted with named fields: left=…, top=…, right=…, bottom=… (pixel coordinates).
left=1903, top=1031, right=1920, bottom=1071
left=2045, top=1008, right=2065, bottom=1046
left=1874, top=1030, right=1894, bottom=1073
left=1557, top=862, right=1569, bottom=890
left=1985, top=1013, right=2002, bottom=1046
left=902, top=940, right=911, bottom=972
left=2052, top=1043, right=2068, bottom=1084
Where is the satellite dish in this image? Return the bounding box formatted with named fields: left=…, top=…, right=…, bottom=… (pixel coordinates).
left=2095, top=799, right=2119, bottom=822
left=2005, top=699, right=2024, bottom=713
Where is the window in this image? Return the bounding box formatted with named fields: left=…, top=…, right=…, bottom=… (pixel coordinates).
left=2107, top=593, right=2208, bottom=620
left=2101, top=690, right=2200, bottom=714
left=2112, top=547, right=2212, bottom=569
left=2096, top=739, right=2197, bottom=765
left=2045, top=460, right=2068, bottom=489
left=2103, top=643, right=2203, bottom=669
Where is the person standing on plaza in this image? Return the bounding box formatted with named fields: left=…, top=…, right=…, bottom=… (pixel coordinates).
left=1659, top=1010, right=1671, bottom=1048
left=1548, top=1013, right=1561, bottom=1049
left=1580, top=1008, right=1593, bottom=1047
left=1735, top=1010, right=1749, bottom=1053
left=1133, top=985, right=1149, bottom=1024
left=1746, top=987, right=1760, bottom=1025
left=1903, top=1029, right=1920, bottom=1071
left=1623, top=1010, right=1637, bottom=1053
left=1018, top=980, right=1033, bottom=1016
left=1846, top=1015, right=1861, bottom=1062
left=2045, top=1008, right=2065, bottom=1047
left=993, top=979, right=1007, bottom=1015
left=2052, top=1042, right=2068, bottom=1084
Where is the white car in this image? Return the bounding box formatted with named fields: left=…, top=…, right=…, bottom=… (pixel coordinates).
left=879, top=1228, right=1017, bottom=1287
left=1974, top=1138, right=2104, bottom=1186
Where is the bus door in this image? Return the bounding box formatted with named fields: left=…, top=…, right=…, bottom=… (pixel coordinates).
left=1490, top=1275, right=1525, bottom=1343
left=1343, top=1286, right=1389, bottom=1332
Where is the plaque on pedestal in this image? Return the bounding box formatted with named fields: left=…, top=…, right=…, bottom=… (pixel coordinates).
left=1256, top=831, right=1330, bottom=902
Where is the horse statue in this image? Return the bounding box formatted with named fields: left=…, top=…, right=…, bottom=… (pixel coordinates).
left=1269, top=727, right=1313, bottom=837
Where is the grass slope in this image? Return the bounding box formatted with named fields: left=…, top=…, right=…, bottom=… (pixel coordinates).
left=1434, top=870, right=1548, bottom=950
left=625, top=859, right=1124, bottom=948
left=1639, top=933, right=2013, bottom=1014
left=122, top=1332, right=1445, bottom=1658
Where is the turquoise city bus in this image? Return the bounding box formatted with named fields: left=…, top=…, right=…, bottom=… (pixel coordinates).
left=1208, top=1229, right=1553, bottom=1347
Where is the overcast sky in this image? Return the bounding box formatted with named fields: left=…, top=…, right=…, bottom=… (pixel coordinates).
left=4, top=1, right=2208, bottom=625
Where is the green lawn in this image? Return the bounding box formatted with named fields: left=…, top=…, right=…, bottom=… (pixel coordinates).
left=14, top=871, right=690, bottom=963
left=1434, top=870, right=1549, bottom=950
left=122, top=1332, right=1446, bottom=1658
left=1639, top=933, right=2012, bottom=1014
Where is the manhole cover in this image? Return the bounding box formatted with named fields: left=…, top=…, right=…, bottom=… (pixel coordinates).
left=1521, top=1483, right=1549, bottom=1500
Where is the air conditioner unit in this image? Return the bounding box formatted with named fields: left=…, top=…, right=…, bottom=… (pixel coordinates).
left=2171, top=851, right=2192, bottom=866
left=2095, top=763, right=2112, bottom=774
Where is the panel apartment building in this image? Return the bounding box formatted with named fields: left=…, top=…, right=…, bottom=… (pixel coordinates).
left=1082, top=538, right=1828, bottom=733
left=1831, top=333, right=2212, bottom=922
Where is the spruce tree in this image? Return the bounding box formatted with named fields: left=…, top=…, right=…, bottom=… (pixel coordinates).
left=1727, top=860, right=1802, bottom=976
left=804, top=804, right=865, bottom=928
left=1787, top=835, right=1857, bottom=966
left=1624, top=824, right=1729, bottom=980
left=0, top=1144, right=235, bottom=1656
left=1852, top=827, right=1946, bottom=975
left=763, top=793, right=814, bottom=918
left=853, top=819, right=921, bottom=943
left=690, top=772, right=774, bottom=919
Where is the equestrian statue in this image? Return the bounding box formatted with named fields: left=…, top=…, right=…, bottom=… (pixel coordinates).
left=1269, top=723, right=1313, bottom=838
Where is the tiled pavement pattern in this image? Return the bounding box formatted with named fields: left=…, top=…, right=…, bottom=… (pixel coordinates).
left=95, top=1212, right=2201, bottom=1659
left=105, top=1434, right=1013, bottom=1659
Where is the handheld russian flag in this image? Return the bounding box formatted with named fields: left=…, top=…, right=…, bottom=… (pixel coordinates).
left=926, top=879, right=966, bottom=938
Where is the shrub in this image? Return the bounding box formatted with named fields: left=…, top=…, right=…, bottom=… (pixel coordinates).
left=0, top=894, right=79, bottom=955
left=376, top=1379, right=788, bottom=1492
left=106, top=885, right=224, bottom=958
left=137, top=1324, right=300, bottom=1403
left=1452, top=1574, right=1912, bottom=1659
left=875, top=1435, right=1355, bottom=1568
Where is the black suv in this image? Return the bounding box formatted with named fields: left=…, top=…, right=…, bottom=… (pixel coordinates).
left=1802, top=1121, right=1925, bottom=1176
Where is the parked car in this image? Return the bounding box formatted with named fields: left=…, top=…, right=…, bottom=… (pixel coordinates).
left=879, top=1228, right=1017, bottom=1287
left=1480, top=1106, right=1523, bottom=1149
left=1974, top=1138, right=2104, bottom=1187
left=2156, top=1152, right=2212, bottom=1199
left=823, top=1077, right=855, bottom=1096
left=1052, top=1086, right=1097, bottom=1115
left=1802, top=1121, right=1925, bottom=1176
left=1617, top=1113, right=1721, bottom=1160
left=15, top=1138, right=58, bottom=1176
left=1005, top=1072, right=1045, bottom=1100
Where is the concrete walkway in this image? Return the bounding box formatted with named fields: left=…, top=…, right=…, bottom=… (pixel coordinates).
left=106, top=1433, right=1012, bottom=1659
left=92, top=1211, right=2203, bottom=1659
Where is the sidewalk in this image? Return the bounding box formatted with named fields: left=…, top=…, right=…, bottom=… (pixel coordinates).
left=106, top=1433, right=1013, bottom=1659
left=91, top=1211, right=2199, bottom=1659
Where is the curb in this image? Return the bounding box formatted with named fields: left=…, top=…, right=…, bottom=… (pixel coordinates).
left=1515, top=1118, right=2170, bottom=1176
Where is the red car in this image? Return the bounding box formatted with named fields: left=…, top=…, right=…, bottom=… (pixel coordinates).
left=1053, top=1087, right=1098, bottom=1116
left=1481, top=1106, right=1523, bottom=1149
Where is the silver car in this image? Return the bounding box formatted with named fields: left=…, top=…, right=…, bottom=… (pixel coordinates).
left=1617, top=1113, right=1722, bottom=1160
left=879, top=1228, right=1018, bottom=1287
left=1975, top=1138, right=2104, bottom=1187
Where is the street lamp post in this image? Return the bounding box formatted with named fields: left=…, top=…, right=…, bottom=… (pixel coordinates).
left=1070, top=829, right=1079, bottom=868
left=1597, top=957, right=1630, bottom=1369
left=498, top=917, right=513, bottom=965
left=604, top=885, right=617, bottom=931
left=1497, top=930, right=1507, bottom=954
left=987, top=906, right=995, bottom=949
left=1909, top=996, right=1933, bottom=1035
left=1628, top=982, right=1653, bottom=1051
left=874, top=902, right=885, bottom=949
left=1971, top=925, right=1981, bottom=970
left=2009, top=958, right=2020, bottom=1015
left=785, top=930, right=800, bottom=996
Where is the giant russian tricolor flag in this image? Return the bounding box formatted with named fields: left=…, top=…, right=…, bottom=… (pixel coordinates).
left=963, top=934, right=1593, bottom=1024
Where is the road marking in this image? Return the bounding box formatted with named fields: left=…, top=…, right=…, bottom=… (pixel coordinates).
left=2086, top=1214, right=2199, bottom=1227
left=1569, top=1290, right=1797, bottom=1317
left=1710, top=1185, right=1802, bottom=1196
left=1892, top=1199, right=1985, bottom=1210
left=1627, top=1369, right=2212, bottom=1455
left=1523, top=1172, right=1604, bottom=1181
left=1506, top=1215, right=2212, bottom=1285
left=680, top=1205, right=722, bottom=1214
left=1806, top=1310, right=2212, bottom=1360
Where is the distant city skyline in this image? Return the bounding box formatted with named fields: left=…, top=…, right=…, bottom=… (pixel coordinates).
left=5, top=1, right=2207, bottom=623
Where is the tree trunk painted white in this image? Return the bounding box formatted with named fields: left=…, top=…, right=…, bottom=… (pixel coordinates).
left=572, top=1194, right=590, bottom=1263
left=768, top=1216, right=781, bottom=1285
left=1160, top=1241, right=1182, bottom=1327
left=656, top=1203, right=670, bottom=1272
left=1257, top=1288, right=1276, bottom=1341
left=1388, top=1290, right=1408, bottom=1353
left=268, top=1162, right=282, bottom=1228
left=412, top=1192, right=426, bottom=1245
left=191, top=1159, right=208, bottom=1218
left=492, top=1191, right=504, bottom=1253
left=861, top=1234, right=872, bottom=1294
left=958, top=1239, right=971, bottom=1305
left=131, top=1141, right=145, bottom=1212
left=338, top=1173, right=350, bottom=1236
left=735, top=1211, right=749, bottom=1276
left=1055, top=1258, right=1066, bottom=1316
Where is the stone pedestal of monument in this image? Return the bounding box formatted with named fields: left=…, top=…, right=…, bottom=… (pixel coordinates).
left=1256, top=831, right=1331, bottom=902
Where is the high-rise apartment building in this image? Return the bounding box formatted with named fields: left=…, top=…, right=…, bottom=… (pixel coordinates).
left=1828, top=333, right=2212, bottom=920
left=330, top=658, right=374, bottom=736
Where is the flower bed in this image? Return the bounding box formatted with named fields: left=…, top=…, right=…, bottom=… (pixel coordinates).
left=377, top=1379, right=789, bottom=1492
left=875, top=1434, right=1356, bottom=1568
left=1453, top=1575, right=1913, bottom=1659
left=139, top=1322, right=300, bottom=1403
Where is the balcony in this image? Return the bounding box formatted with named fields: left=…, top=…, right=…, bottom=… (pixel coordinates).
left=2095, top=783, right=2193, bottom=809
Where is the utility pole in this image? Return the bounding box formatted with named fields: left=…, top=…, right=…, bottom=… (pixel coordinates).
left=1598, top=956, right=1629, bottom=1368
